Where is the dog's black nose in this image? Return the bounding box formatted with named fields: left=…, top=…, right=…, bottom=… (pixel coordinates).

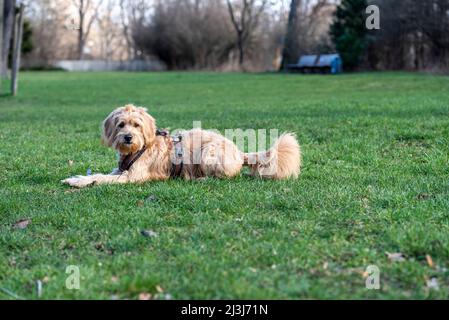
left=124, top=134, right=133, bottom=143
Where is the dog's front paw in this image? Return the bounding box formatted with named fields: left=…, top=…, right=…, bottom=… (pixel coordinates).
left=61, top=175, right=95, bottom=188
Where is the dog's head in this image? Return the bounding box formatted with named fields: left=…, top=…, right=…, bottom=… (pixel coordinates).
left=102, top=104, right=156, bottom=154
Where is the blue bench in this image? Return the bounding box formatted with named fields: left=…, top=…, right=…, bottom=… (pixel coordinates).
left=288, top=54, right=343, bottom=74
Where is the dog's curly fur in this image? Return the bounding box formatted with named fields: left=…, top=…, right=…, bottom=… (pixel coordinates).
left=62, top=104, right=301, bottom=188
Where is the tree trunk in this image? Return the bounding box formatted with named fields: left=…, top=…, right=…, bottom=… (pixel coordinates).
left=0, top=0, right=4, bottom=92
left=237, top=32, right=244, bottom=66
left=1, top=0, right=15, bottom=78
left=119, top=0, right=134, bottom=60
left=77, top=0, right=84, bottom=60
left=280, top=0, right=300, bottom=71
left=11, top=3, right=23, bottom=96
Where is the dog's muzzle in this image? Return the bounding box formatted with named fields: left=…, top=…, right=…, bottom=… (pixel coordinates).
left=123, top=134, right=133, bottom=144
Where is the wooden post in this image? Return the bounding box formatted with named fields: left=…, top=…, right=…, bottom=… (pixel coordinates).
left=11, top=3, right=23, bottom=96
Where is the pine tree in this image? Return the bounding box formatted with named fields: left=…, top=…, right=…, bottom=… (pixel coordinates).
left=330, top=0, right=368, bottom=70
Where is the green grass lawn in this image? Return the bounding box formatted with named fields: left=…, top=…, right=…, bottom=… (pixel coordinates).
left=1, top=71, right=449, bottom=299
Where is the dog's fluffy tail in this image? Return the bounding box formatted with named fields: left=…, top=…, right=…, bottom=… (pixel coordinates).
left=243, top=132, right=301, bottom=179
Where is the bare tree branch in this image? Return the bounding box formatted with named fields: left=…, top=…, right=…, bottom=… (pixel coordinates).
left=74, top=0, right=103, bottom=59
left=226, top=0, right=268, bottom=68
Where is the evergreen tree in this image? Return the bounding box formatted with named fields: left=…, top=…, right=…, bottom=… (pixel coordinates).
left=330, top=0, right=368, bottom=70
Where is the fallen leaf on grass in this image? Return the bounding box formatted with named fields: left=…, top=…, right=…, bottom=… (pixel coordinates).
left=68, top=160, right=74, bottom=166
left=14, top=219, right=31, bottom=229
left=138, top=292, right=152, bottom=300
left=386, top=252, right=406, bottom=262
left=426, top=254, right=434, bottom=268
left=156, top=285, right=164, bottom=293
left=141, top=230, right=158, bottom=238
left=136, top=200, right=144, bottom=207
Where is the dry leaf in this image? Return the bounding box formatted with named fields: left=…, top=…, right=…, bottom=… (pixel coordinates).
left=68, top=160, right=74, bottom=166
left=156, top=285, right=164, bottom=293
left=136, top=200, right=144, bottom=207
left=138, top=292, right=152, bottom=300
left=426, top=254, right=434, bottom=268
left=386, top=252, right=406, bottom=262
left=14, top=218, right=31, bottom=229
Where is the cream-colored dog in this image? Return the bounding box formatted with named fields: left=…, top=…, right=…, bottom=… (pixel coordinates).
left=62, top=104, right=301, bottom=188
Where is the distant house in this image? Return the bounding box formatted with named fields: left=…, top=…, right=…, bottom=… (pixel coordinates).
left=288, top=54, right=343, bottom=74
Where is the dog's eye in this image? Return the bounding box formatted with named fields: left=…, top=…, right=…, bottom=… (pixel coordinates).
left=134, top=123, right=140, bottom=128
left=118, top=122, right=125, bottom=128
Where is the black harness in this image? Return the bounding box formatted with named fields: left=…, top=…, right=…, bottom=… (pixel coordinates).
left=119, top=129, right=183, bottom=178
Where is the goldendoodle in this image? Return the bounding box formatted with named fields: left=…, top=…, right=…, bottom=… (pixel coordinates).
left=62, top=104, right=301, bottom=188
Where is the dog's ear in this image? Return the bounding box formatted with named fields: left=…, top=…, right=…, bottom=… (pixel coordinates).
left=137, top=107, right=156, bottom=147
left=102, top=108, right=121, bottom=147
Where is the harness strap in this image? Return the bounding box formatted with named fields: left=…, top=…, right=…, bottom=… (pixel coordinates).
left=119, top=147, right=147, bottom=172
left=119, top=129, right=184, bottom=177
